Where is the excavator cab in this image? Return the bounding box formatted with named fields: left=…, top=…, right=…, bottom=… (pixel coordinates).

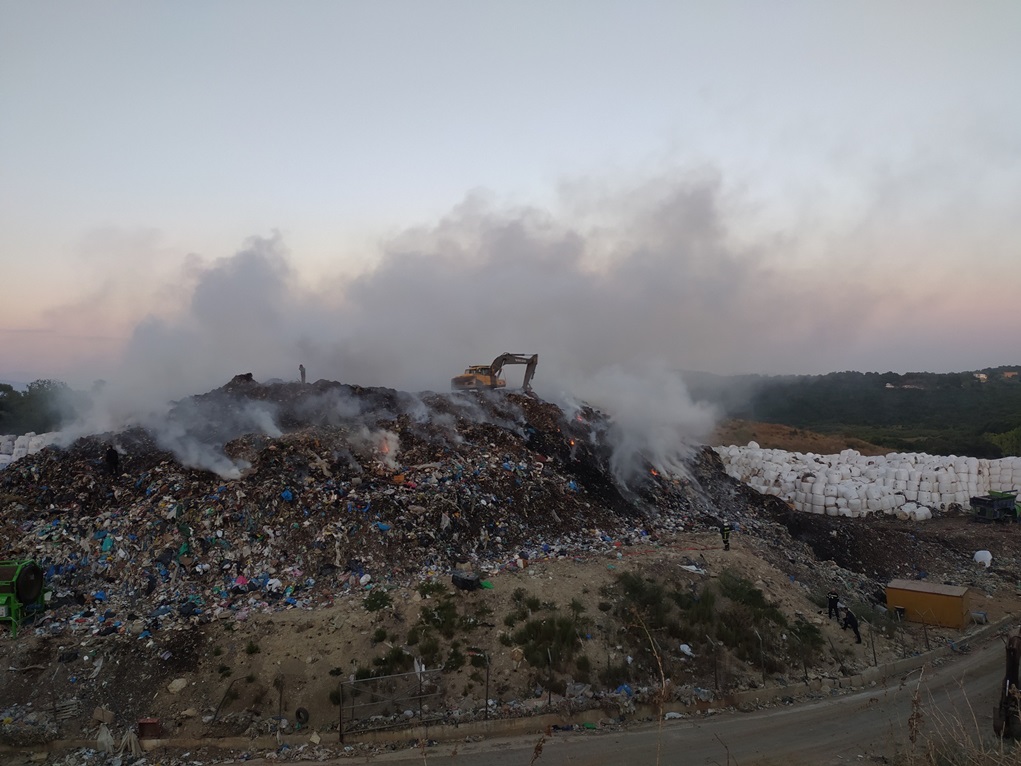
left=451, top=353, right=537, bottom=392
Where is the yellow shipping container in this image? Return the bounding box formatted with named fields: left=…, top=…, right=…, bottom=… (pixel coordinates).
left=885, top=579, right=972, bottom=629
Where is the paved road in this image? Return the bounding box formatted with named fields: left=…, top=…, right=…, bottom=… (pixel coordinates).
left=359, top=635, right=1006, bottom=766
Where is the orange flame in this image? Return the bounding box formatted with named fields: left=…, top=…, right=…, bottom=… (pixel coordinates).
left=650, top=468, right=659, bottom=477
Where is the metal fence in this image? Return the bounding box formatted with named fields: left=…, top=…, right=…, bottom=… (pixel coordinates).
left=337, top=667, right=444, bottom=742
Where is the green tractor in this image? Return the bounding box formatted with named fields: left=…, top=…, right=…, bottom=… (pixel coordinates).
left=0, top=560, right=48, bottom=637
left=971, top=491, right=1021, bottom=523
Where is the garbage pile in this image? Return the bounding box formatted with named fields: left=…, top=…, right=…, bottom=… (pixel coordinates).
left=0, top=378, right=723, bottom=638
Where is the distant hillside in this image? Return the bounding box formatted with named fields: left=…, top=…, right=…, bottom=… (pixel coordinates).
left=687, top=365, right=1021, bottom=458
left=712, top=419, right=887, bottom=456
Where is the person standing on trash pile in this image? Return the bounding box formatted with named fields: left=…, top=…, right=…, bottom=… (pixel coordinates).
left=104, top=444, right=119, bottom=475
left=720, top=521, right=732, bottom=551
left=827, top=588, right=839, bottom=619
left=842, top=607, right=862, bottom=643
left=299, top=363, right=306, bottom=385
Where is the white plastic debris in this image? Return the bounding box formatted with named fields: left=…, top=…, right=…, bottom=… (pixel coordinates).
left=974, top=550, right=993, bottom=568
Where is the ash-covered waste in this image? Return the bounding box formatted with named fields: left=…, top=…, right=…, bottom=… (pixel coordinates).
left=0, top=376, right=733, bottom=621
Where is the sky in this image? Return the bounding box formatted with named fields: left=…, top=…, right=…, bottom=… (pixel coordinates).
left=2, top=1, right=1020, bottom=400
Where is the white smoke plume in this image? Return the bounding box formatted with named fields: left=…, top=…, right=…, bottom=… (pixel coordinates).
left=47, top=167, right=971, bottom=478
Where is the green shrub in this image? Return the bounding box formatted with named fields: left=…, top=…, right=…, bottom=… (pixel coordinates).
left=512, top=616, right=581, bottom=671
left=245, top=640, right=260, bottom=655
left=420, top=596, right=460, bottom=638
left=363, top=589, right=392, bottom=612
left=599, top=661, right=630, bottom=688
left=420, top=637, right=441, bottom=666
left=446, top=646, right=465, bottom=670
left=418, top=581, right=448, bottom=598
left=372, top=646, right=413, bottom=675
left=372, top=627, right=387, bottom=644
left=717, top=570, right=769, bottom=608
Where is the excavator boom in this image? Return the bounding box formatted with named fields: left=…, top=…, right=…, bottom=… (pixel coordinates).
left=451, top=353, right=538, bottom=392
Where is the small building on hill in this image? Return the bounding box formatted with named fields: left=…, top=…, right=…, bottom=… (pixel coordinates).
left=885, top=579, right=972, bottom=629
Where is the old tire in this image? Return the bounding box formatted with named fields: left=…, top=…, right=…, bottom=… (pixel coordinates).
left=15, top=562, right=44, bottom=604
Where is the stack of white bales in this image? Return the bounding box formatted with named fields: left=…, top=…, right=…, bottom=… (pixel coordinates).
left=713, top=442, right=1021, bottom=521
left=0, top=432, right=59, bottom=469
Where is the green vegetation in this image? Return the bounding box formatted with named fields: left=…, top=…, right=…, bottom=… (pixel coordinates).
left=417, top=581, right=448, bottom=598
left=601, top=569, right=828, bottom=684
left=511, top=615, right=583, bottom=672
left=363, top=589, right=392, bottom=612
left=245, top=640, right=260, bottom=655
left=0, top=379, right=75, bottom=435
left=687, top=367, right=1021, bottom=458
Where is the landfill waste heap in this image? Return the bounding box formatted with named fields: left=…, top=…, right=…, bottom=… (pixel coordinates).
left=1, top=374, right=720, bottom=584
left=2, top=374, right=1010, bottom=758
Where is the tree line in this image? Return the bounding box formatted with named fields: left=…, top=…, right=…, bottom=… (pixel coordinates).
left=0, top=380, right=75, bottom=435
left=686, top=366, right=1021, bottom=458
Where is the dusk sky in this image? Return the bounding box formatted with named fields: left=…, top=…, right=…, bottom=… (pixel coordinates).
left=2, top=1, right=1019, bottom=396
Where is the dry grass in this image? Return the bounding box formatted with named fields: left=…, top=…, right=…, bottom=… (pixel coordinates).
left=894, top=679, right=1021, bottom=765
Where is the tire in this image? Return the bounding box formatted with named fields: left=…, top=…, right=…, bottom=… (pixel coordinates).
left=295, top=707, right=310, bottom=726
left=15, top=562, right=44, bottom=604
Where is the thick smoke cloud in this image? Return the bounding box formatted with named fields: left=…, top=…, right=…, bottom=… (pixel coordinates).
left=54, top=168, right=1000, bottom=478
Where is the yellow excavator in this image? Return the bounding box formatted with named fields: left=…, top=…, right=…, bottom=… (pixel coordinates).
left=451, top=353, right=538, bottom=392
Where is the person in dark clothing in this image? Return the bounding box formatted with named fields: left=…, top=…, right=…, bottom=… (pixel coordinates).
left=299, top=363, right=306, bottom=385
left=827, top=589, right=839, bottom=619
left=842, top=608, right=862, bottom=643
left=720, top=522, right=732, bottom=551
left=104, top=445, right=119, bottom=475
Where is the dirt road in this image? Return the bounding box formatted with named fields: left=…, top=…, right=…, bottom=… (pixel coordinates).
left=356, top=633, right=1007, bottom=766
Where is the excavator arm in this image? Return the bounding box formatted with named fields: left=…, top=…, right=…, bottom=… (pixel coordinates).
left=489, top=353, right=538, bottom=391
left=451, top=353, right=538, bottom=392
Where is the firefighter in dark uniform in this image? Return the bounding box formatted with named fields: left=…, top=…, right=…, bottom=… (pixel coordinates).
left=105, top=445, right=120, bottom=475
left=720, top=521, right=732, bottom=551
left=842, top=607, right=862, bottom=643
left=827, top=589, right=839, bottom=619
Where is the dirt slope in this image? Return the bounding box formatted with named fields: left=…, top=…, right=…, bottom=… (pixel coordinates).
left=713, top=418, right=887, bottom=456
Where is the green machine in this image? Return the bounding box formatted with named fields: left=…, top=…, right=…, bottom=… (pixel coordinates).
left=0, top=560, right=48, bottom=637
left=971, top=490, right=1021, bottom=522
